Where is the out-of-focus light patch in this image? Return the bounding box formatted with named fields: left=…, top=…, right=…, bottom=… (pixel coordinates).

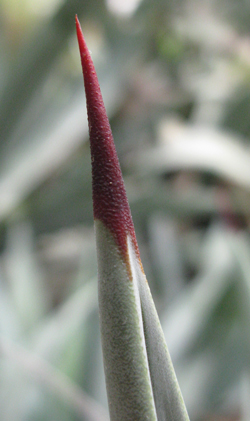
left=106, top=0, right=142, bottom=17
left=2, top=0, right=64, bottom=21
left=26, top=0, right=64, bottom=18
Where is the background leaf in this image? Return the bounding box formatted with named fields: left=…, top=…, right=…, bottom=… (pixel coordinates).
left=1, top=0, right=250, bottom=419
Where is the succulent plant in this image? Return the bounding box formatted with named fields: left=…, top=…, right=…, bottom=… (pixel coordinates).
left=76, top=15, right=189, bottom=421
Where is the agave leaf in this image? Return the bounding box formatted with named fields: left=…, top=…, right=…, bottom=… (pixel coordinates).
left=5, top=220, right=49, bottom=330
left=31, top=278, right=97, bottom=361
left=132, top=120, right=250, bottom=188
left=162, top=223, right=236, bottom=362
left=0, top=336, right=109, bottom=421
left=230, top=232, right=250, bottom=357
left=76, top=16, right=189, bottom=420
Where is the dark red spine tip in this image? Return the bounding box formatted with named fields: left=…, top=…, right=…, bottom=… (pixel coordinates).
left=76, top=16, right=140, bottom=263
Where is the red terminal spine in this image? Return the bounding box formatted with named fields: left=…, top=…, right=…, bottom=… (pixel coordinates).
left=75, top=16, right=141, bottom=266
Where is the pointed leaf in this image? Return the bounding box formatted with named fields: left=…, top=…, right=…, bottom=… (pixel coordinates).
left=76, top=16, right=189, bottom=421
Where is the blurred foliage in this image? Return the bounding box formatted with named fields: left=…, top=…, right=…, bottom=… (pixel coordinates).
left=1, top=0, right=250, bottom=420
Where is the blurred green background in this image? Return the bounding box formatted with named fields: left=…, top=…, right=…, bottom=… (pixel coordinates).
left=1, top=0, right=250, bottom=419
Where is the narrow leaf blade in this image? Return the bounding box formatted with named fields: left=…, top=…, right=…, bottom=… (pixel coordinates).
left=76, top=15, right=189, bottom=421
